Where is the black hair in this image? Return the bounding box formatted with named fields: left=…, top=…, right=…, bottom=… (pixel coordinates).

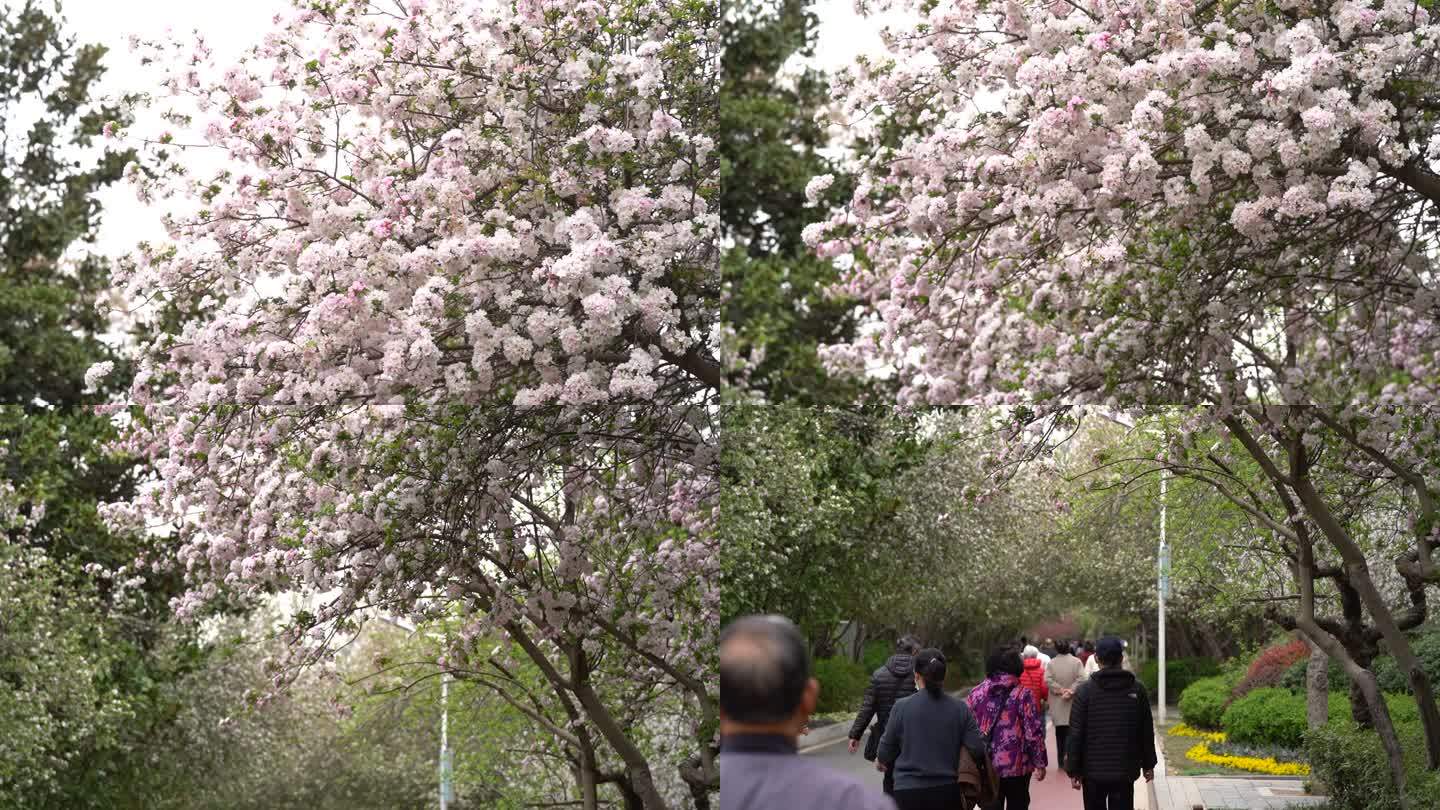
left=1055, top=640, right=1072, bottom=656
left=719, top=616, right=811, bottom=725
left=985, top=646, right=1024, bottom=679
left=1020, top=636, right=1029, bottom=646
left=915, top=647, right=947, bottom=696
left=896, top=635, right=920, bottom=654
left=1084, top=640, right=1095, bottom=652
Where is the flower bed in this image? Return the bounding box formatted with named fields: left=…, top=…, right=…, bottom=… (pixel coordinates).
left=1165, top=723, right=1309, bottom=776
left=1184, top=741, right=1310, bottom=776
left=1168, top=722, right=1225, bottom=743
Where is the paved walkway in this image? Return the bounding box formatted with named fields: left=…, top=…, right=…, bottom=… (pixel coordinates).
left=804, top=717, right=1147, bottom=810
left=1150, top=734, right=1326, bottom=810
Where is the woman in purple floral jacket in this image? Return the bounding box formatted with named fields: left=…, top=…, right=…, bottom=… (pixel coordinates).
left=966, top=647, right=1048, bottom=810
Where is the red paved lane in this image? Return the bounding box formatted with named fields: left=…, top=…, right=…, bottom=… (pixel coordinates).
left=1032, top=721, right=1085, bottom=810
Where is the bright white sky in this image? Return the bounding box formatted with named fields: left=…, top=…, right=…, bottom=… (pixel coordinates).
left=811, top=0, right=907, bottom=69
left=62, top=0, right=289, bottom=258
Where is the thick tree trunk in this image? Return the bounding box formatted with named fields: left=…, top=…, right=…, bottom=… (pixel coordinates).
left=1228, top=414, right=1440, bottom=770
left=1291, top=474, right=1440, bottom=769
left=1305, top=640, right=1329, bottom=730
left=1297, top=623, right=1408, bottom=807
left=570, top=660, right=671, bottom=810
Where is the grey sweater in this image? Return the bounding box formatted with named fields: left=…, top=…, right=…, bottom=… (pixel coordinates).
left=877, top=690, right=987, bottom=790
left=720, top=734, right=896, bottom=810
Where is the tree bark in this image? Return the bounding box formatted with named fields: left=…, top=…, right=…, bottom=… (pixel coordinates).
left=1288, top=518, right=1410, bottom=809
left=1225, top=414, right=1440, bottom=768
left=1290, top=473, right=1440, bottom=769
left=569, top=649, right=671, bottom=810
left=1305, top=639, right=1329, bottom=731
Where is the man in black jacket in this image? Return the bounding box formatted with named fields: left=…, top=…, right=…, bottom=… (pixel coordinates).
left=1065, top=636, right=1157, bottom=810
left=847, top=635, right=920, bottom=795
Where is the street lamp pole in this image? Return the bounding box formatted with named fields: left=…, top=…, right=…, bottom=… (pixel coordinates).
left=440, top=670, right=452, bottom=810
left=1158, top=469, right=1169, bottom=725
left=385, top=616, right=453, bottom=809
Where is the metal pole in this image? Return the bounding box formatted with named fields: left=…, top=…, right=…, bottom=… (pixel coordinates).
left=440, top=670, right=452, bottom=810
left=1158, top=470, right=1168, bottom=725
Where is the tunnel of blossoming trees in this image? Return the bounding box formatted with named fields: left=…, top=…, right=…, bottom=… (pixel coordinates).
left=2, top=0, right=1439, bottom=807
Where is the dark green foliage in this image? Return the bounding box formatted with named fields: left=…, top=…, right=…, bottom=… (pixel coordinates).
left=813, top=656, right=871, bottom=714
left=1307, top=707, right=1440, bottom=810
left=1138, top=656, right=1222, bottom=702
left=0, top=5, right=218, bottom=807
left=1372, top=629, right=1440, bottom=695
left=862, top=639, right=892, bottom=673
left=1279, top=656, right=1346, bottom=692
left=1179, top=675, right=1233, bottom=730
left=0, top=0, right=146, bottom=580
left=719, top=0, right=862, bottom=405
left=1221, top=688, right=1309, bottom=748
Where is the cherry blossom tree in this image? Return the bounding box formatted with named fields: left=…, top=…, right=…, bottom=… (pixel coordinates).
left=813, top=0, right=1440, bottom=790
left=101, top=1, right=719, bottom=807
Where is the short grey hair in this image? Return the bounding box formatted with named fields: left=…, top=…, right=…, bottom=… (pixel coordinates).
left=1022, top=645, right=1040, bottom=659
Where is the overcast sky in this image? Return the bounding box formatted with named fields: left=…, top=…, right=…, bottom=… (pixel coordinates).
left=61, top=0, right=288, bottom=257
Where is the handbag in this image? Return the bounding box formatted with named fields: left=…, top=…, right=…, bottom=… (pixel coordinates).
left=957, top=685, right=1013, bottom=809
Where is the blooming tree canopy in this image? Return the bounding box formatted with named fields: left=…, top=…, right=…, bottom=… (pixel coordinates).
left=813, top=0, right=1440, bottom=778
left=103, top=1, right=719, bottom=806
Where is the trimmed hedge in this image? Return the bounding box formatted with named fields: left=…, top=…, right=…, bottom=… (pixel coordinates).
left=1178, top=675, right=1231, bottom=730
left=813, top=656, right=870, bottom=714
left=1138, top=656, right=1222, bottom=702
left=1222, top=688, right=1309, bottom=748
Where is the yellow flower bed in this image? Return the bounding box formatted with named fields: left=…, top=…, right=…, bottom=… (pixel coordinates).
left=1168, top=723, right=1227, bottom=743
left=1185, top=742, right=1311, bottom=777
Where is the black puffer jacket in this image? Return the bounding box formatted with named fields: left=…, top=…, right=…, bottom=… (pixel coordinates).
left=1065, top=667, right=1157, bottom=782
left=848, top=654, right=917, bottom=760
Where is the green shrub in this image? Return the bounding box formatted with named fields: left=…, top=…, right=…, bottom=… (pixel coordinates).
left=813, top=656, right=870, bottom=714
left=1279, top=656, right=1347, bottom=691
left=1222, top=688, right=1308, bottom=748
left=1372, top=629, right=1440, bottom=695
left=1138, top=656, right=1222, bottom=701
left=1307, top=703, right=1440, bottom=810
left=861, top=639, right=892, bottom=674
left=1179, top=675, right=1231, bottom=730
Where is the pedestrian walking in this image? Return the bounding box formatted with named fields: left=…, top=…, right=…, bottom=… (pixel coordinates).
left=1018, top=646, right=1049, bottom=730
left=966, top=648, right=1048, bottom=810
left=1045, top=641, right=1087, bottom=773
left=1084, top=643, right=1102, bottom=677
left=1065, top=637, right=1157, bottom=810
left=848, top=636, right=920, bottom=795
left=719, top=615, right=896, bottom=810
left=1077, top=640, right=1094, bottom=667
left=876, top=648, right=987, bottom=810
left=1040, top=638, right=1058, bottom=659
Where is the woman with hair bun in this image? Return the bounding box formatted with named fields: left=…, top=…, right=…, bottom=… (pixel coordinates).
left=876, top=648, right=987, bottom=810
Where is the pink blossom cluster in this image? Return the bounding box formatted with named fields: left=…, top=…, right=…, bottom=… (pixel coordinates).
left=813, top=0, right=1440, bottom=504
left=103, top=0, right=719, bottom=763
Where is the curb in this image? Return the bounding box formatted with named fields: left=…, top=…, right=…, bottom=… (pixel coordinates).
left=800, top=687, right=972, bottom=755
left=799, top=720, right=853, bottom=752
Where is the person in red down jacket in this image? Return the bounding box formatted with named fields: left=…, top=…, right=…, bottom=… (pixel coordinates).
left=1020, top=645, right=1049, bottom=728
